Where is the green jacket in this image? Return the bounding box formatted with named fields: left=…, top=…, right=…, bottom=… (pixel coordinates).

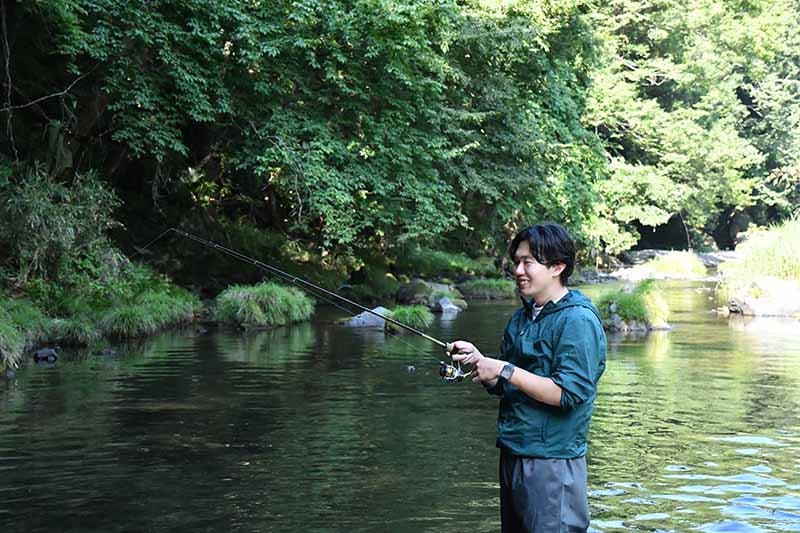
left=489, top=289, right=606, bottom=459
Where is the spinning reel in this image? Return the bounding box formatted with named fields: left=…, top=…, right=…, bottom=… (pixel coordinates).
left=439, top=360, right=476, bottom=383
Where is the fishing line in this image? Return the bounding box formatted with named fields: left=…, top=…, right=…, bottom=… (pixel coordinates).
left=132, top=228, right=473, bottom=381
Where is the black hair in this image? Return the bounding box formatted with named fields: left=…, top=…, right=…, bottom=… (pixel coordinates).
left=509, top=222, right=576, bottom=285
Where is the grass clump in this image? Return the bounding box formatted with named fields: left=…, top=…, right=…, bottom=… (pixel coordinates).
left=389, top=305, right=434, bottom=330
left=0, top=297, right=52, bottom=344
left=457, top=279, right=516, bottom=299
left=215, top=282, right=315, bottom=328
left=0, top=310, right=25, bottom=371
left=642, top=251, right=707, bottom=278
left=719, top=218, right=800, bottom=301
left=596, top=280, right=670, bottom=329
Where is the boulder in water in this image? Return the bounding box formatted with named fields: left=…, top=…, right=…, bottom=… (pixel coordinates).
left=345, top=306, right=392, bottom=328
left=33, top=347, right=58, bottom=363
left=434, top=297, right=461, bottom=315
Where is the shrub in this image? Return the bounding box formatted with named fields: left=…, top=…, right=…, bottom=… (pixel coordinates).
left=645, top=252, right=707, bottom=277
left=397, top=248, right=499, bottom=279
left=596, top=280, right=670, bottom=329
left=215, top=282, right=315, bottom=327
left=0, top=297, right=52, bottom=343
left=0, top=168, right=120, bottom=283
left=48, top=317, right=102, bottom=345
left=457, top=279, right=516, bottom=299
left=100, top=306, right=160, bottom=338
left=719, top=218, right=800, bottom=301
left=389, top=305, right=434, bottom=330
left=0, top=311, right=24, bottom=371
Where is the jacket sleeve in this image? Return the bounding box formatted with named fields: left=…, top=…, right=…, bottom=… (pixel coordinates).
left=550, top=311, right=605, bottom=410
left=484, top=323, right=514, bottom=397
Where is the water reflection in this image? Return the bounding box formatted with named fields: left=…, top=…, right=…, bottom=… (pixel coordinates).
left=1, top=282, right=799, bottom=531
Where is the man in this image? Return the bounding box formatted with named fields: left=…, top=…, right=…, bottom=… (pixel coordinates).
left=449, top=222, right=606, bottom=533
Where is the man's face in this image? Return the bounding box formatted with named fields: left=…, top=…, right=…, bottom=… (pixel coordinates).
left=512, top=240, right=562, bottom=301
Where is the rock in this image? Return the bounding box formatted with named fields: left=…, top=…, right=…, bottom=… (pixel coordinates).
left=5, top=368, right=15, bottom=380
left=396, top=280, right=433, bottom=305
left=406, top=365, right=416, bottom=374
left=396, top=279, right=465, bottom=309
left=434, top=297, right=461, bottom=315
left=728, top=277, right=800, bottom=317
left=609, top=302, right=618, bottom=313
left=345, top=306, right=392, bottom=328
left=95, top=348, right=117, bottom=357
left=33, top=347, right=58, bottom=363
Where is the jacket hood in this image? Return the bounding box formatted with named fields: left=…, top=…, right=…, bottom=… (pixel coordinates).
left=521, top=289, right=601, bottom=322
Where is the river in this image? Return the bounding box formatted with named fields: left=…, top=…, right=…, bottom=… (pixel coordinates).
left=2, top=281, right=799, bottom=532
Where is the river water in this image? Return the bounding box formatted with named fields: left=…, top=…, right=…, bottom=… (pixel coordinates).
left=1, top=281, right=799, bottom=532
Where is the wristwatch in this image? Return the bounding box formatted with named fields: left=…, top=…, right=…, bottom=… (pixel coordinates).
left=500, top=362, right=515, bottom=381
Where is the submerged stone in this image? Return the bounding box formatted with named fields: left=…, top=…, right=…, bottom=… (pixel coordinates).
left=33, top=347, right=58, bottom=363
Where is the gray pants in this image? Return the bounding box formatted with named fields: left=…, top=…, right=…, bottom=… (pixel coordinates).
left=499, top=451, right=589, bottom=533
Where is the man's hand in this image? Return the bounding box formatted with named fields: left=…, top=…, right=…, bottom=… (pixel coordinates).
left=448, top=341, right=504, bottom=383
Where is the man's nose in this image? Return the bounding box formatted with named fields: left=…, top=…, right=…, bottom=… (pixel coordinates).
left=513, top=261, right=524, bottom=275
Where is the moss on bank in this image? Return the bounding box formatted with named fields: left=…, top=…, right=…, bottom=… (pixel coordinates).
left=215, top=282, right=314, bottom=328
left=596, top=280, right=670, bottom=330
left=457, top=279, right=516, bottom=299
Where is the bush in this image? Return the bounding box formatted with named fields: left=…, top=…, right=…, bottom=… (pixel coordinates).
left=720, top=218, right=800, bottom=295
left=215, top=282, right=315, bottom=327
left=397, top=248, right=499, bottom=280
left=596, top=280, right=670, bottom=329
left=388, top=305, right=434, bottom=330
left=0, top=297, right=52, bottom=344
left=0, top=311, right=24, bottom=371
left=645, top=252, right=707, bottom=278
left=0, top=167, right=120, bottom=283
left=457, top=279, right=516, bottom=299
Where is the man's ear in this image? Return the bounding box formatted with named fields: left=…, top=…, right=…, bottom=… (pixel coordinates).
left=549, top=262, right=566, bottom=279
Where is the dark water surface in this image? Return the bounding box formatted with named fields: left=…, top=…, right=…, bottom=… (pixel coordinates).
left=2, top=282, right=800, bottom=532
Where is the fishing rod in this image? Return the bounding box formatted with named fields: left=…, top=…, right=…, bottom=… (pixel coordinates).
left=138, top=228, right=474, bottom=382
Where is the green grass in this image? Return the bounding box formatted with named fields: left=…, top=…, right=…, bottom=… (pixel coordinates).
left=719, top=218, right=800, bottom=301
left=641, top=251, right=707, bottom=278
left=596, top=280, right=670, bottom=328
left=215, top=282, right=315, bottom=327
left=457, top=279, right=516, bottom=299
left=397, top=248, right=499, bottom=279
left=100, top=305, right=160, bottom=338
left=0, top=297, right=52, bottom=343
left=0, top=310, right=25, bottom=371
left=389, top=305, right=434, bottom=330
left=49, top=317, right=103, bottom=345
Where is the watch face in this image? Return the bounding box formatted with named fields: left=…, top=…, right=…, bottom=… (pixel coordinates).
left=501, top=364, right=514, bottom=380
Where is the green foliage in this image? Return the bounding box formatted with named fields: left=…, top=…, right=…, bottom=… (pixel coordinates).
left=597, top=280, right=670, bottom=328
left=0, top=298, right=52, bottom=344
left=642, top=252, right=708, bottom=278
left=397, top=248, right=499, bottom=280
left=99, top=305, right=160, bottom=338
left=389, top=305, right=433, bottom=331
left=5, top=0, right=800, bottom=270
left=457, top=279, right=516, bottom=300
left=719, top=218, right=800, bottom=300
left=348, top=265, right=401, bottom=303
left=0, top=308, right=25, bottom=371
left=215, top=282, right=315, bottom=328
left=48, top=317, right=103, bottom=345
left=0, top=167, right=120, bottom=283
